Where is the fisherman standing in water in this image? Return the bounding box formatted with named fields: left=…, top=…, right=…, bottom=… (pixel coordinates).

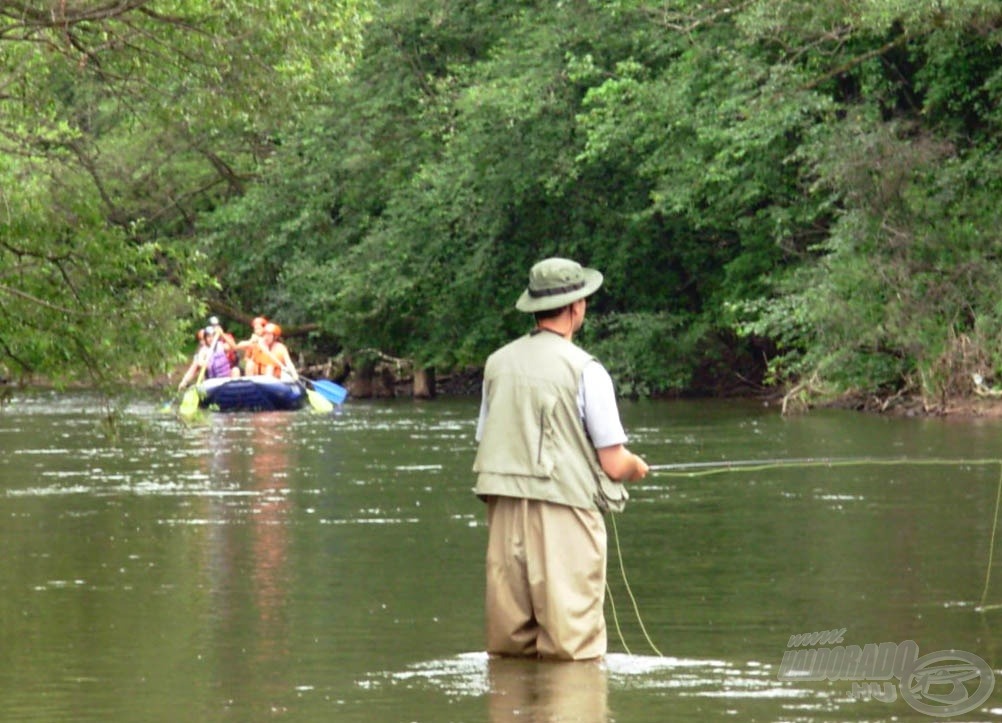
left=473, top=257, right=649, bottom=660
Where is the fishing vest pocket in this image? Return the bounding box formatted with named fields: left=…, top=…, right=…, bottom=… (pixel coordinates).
left=594, top=475, right=628, bottom=513
left=473, top=385, right=558, bottom=481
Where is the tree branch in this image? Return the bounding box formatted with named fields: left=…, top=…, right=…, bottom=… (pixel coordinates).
left=801, top=32, right=914, bottom=91
left=0, top=283, right=92, bottom=315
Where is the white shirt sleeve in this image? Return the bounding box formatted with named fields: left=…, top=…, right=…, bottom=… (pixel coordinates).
left=579, top=360, right=628, bottom=449
left=475, top=383, right=488, bottom=443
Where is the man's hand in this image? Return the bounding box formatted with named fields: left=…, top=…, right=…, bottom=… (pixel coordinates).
left=598, top=445, right=649, bottom=482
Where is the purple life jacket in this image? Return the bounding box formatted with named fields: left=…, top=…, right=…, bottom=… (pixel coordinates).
left=205, top=344, right=232, bottom=379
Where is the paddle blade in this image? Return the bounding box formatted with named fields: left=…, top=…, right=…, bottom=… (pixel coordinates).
left=178, top=387, right=200, bottom=417
left=306, top=388, right=334, bottom=414
left=311, top=379, right=348, bottom=405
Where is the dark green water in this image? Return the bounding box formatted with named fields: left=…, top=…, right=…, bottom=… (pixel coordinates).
left=1, top=392, right=1001, bottom=721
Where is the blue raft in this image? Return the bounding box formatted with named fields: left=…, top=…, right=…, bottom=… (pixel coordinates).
left=198, top=375, right=306, bottom=412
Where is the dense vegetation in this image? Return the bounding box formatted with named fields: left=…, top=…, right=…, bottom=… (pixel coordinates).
left=4, top=1, right=1002, bottom=408
left=0, top=0, right=365, bottom=389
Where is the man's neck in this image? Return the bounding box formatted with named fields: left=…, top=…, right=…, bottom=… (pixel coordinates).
left=536, top=318, right=573, bottom=340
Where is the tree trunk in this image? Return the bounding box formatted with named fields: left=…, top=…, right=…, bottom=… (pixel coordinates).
left=350, top=368, right=374, bottom=398
left=414, top=367, right=435, bottom=399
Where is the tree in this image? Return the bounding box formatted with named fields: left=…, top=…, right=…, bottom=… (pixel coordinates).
left=0, top=0, right=365, bottom=388
left=202, top=0, right=733, bottom=391
left=731, top=0, right=1002, bottom=405
left=59, top=0, right=1002, bottom=405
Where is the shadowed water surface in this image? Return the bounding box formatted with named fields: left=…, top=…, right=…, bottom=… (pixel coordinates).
left=1, top=392, right=1001, bottom=721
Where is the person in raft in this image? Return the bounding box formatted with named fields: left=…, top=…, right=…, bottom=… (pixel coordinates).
left=238, top=316, right=270, bottom=376
left=206, top=316, right=239, bottom=374
left=472, top=257, right=649, bottom=660
left=177, top=319, right=239, bottom=390
left=177, top=328, right=209, bottom=391
left=253, top=322, right=297, bottom=380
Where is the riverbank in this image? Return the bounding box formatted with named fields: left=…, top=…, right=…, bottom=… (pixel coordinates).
left=12, top=364, right=1002, bottom=420
left=809, top=391, right=1002, bottom=419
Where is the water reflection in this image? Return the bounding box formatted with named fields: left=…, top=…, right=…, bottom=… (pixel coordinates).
left=486, top=657, right=608, bottom=722
left=195, top=412, right=299, bottom=715
left=248, top=413, right=294, bottom=666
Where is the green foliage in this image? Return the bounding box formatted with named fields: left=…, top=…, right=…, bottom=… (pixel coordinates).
left=741, top=116, right=1002, bottom=400
left=204, top=1, right=726, bottom=377
left=583, top=312, right=706, bottom=397
left=0, top=0, right=365, bottom=388
left=9, top=0, right=1002, bottom=403
left=717, top=0, right=1002, bottom=404
left=195, top=0, right=1002, bottom=401
left=0, top=154, right=210, bottom=387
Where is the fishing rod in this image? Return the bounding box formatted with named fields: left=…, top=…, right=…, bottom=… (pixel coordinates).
left=650, top=456, right=877, bottom=471
left=649, top=456, right=1002, bottom=476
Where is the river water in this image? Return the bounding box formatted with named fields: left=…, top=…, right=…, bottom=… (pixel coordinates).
left=1, top=392, right=1001, bottom=721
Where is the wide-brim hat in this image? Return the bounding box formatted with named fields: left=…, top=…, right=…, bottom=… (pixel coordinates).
left=515, top=257, right=604, bottom=313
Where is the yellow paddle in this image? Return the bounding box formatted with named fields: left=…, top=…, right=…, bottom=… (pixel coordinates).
left=178, top=333, right=215, bottom=417
left=304, top=386, right=335, bottom=414
left=179, top=388, right=200, bottom=416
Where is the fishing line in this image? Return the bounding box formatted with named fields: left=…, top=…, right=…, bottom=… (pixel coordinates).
left=979, top=463, right=1002, bottom=612
left=606, top=456, right=1002, bottom=657
left=605, top=578, right=631, bottom=656
left=608, top=511, right=663, bottom=657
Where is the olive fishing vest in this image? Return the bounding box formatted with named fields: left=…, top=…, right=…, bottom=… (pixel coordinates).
left=473, top=330, right=628, bottom=512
